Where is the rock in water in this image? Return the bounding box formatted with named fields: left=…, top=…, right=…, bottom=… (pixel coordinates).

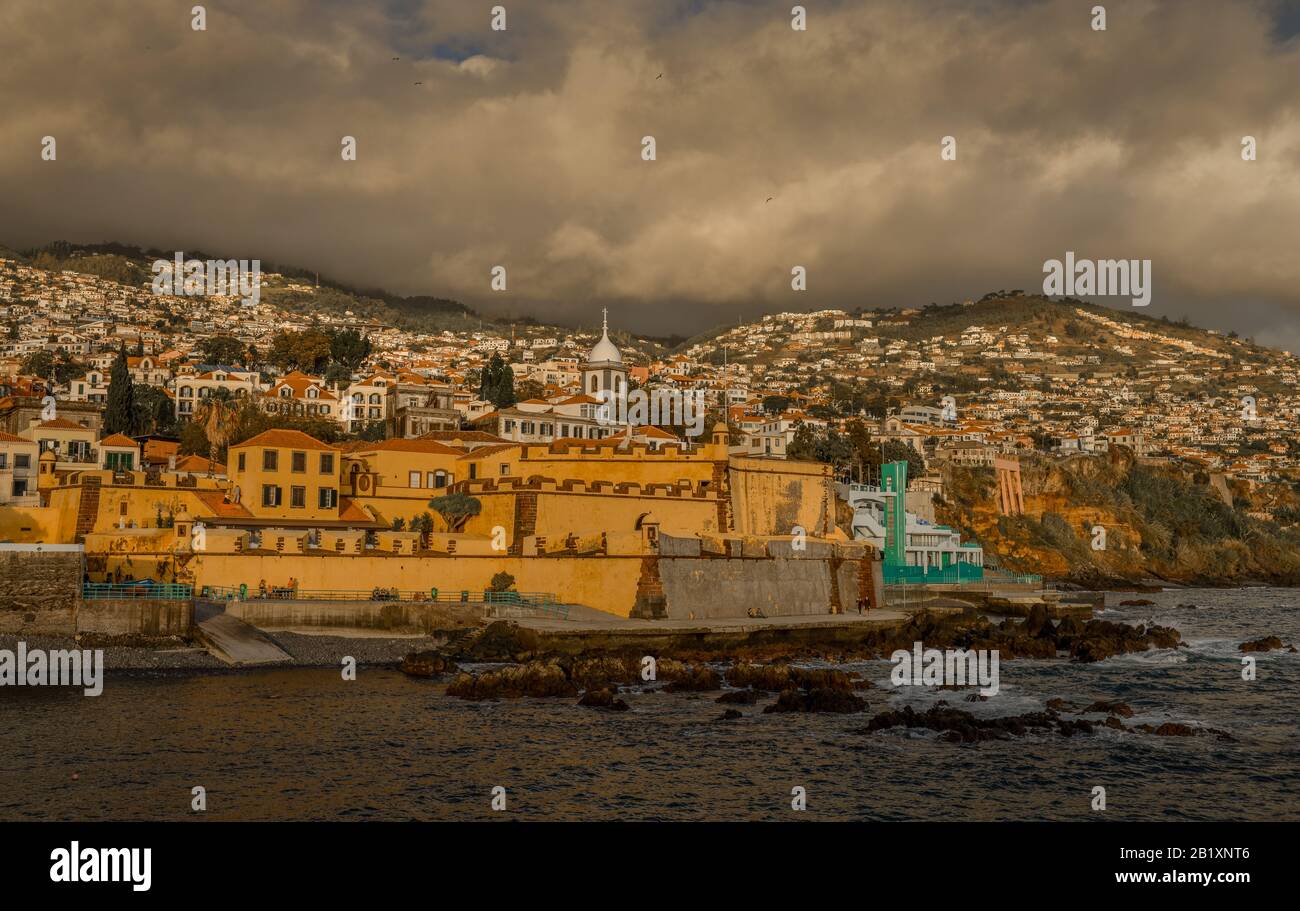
left=578, top=688, right=630, bottom=711
left=1239, top=636, right=1285, bottom=653
left=762, top=687, right=867, bottom=714
left=400, top=651, right=458, bottom=678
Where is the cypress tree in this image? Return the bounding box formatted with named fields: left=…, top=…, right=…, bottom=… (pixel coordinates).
left=104, top=345, right=135, bottom=434
left=495, top=361, right=516, bottom=408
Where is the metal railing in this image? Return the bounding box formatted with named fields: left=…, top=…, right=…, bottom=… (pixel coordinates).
left=200, top=585, right=560, bottom=607
left=881, top=564, right=1042, bottom=587
left=83, top=582, right=193, bottom=600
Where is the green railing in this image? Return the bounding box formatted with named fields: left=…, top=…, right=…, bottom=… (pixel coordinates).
left=882, top=563, right=985, bottom=585
left=200, top=585, right=569, bottom=620
left=881, top=564, right=1042, bottom=587
left=200, top=585, right=560, bottom=606
left=83, top=582, right=194, bottom=600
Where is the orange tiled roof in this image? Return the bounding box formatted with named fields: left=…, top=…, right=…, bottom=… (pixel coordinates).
left=419, top=431, right=507, bottom=444
left=456, top=443, right=520, bottom=460
left=338, top=498, right=372, bottom=522
left=231, top=429, right=337, bottom=451
left=36, top=418, right=90, bottom=430
left=194, top=489, right=253, bottom=518
left=358, top=438, right=463, bottom=455
left=143, top=440, right=180, bottom=463
left=175, top=454, right=224, bottom=473
left=100, top=433, right=138, bottom=447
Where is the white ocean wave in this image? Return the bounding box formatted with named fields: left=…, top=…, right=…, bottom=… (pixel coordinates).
left=1095, top=647, right=1189, bottom=667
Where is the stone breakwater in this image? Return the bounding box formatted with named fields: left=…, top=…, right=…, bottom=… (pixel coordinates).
left=403, top=603, right=1184, bottom=673
left=398, top=606, right=1191, bottom=721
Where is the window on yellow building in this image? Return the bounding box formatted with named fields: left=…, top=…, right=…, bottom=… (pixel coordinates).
left=238, top=453, right=246, bottom=471
left=262, top=484, right=281, bottom=507
left=409, top=471, right=422, bottom=488
left=499, top=464, right=510, bottom=476
left=291, top=486, right=305, bottom=508
left=263, top=450, right=278, bottom=471
left=319, top=488, right=337, bottom=509
left=291, top=451, right=306, bottom=472
left=320, top=453, right=334, bottom=474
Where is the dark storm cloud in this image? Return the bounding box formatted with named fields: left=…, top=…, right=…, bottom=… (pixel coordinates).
left=1, top=0, right=1298, bottom=344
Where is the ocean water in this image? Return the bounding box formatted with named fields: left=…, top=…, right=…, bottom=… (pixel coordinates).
left=3, top=588, right=1298, bottom=821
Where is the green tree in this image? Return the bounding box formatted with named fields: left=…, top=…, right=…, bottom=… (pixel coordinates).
left=178, top=420, right=211, bottom=457
left=761, top=394, right=792, bottom=415
left=882, top=440, right=926, bottom=478
left=845, top=419, right=875, bottom=482
left=104, top=346, right=135, bottom=435
left=357, top=421, right=387, bottom=441
left=488, top=571, right=516, bottom=593
left=198, top=335, right=249, bottom=365
left=19, top=349, right=53, bottom=377
left=328, top=328, right=372, bottom=373
left=514, top=379, right=545, bottom=401
left=428, top=490, right=482, bottom=532
left=131, top=385, right=176, bottom=436
left=267, top=329, right=332, bottom=374
left=479, top=353, right=516, bottom=408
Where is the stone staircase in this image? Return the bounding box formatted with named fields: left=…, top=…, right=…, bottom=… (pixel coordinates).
left=74, top=477, right=102, bottom=542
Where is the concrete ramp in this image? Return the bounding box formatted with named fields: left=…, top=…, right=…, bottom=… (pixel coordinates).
left=196, top=610, right=293, bottom=666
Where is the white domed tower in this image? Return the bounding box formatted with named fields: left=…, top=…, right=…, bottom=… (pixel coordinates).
left=583, top=308, right=628, bottom=399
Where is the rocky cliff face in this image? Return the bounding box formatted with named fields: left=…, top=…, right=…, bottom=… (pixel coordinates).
left=935, top=450, right=1300, bottom=587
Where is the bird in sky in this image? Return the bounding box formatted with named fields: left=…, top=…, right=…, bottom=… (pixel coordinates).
left=656, top=73, right=663, bottom=79
left=765, top=197, right=774, bottom=203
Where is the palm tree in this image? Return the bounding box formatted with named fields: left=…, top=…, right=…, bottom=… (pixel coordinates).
left=193, top=388, right=239, bottom=463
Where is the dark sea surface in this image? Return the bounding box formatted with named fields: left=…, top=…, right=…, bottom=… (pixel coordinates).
left=3, top=588, right=1298, bottom=821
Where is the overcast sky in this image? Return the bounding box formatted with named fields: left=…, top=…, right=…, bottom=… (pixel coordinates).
left=3, top=0, right=1300, bottom=347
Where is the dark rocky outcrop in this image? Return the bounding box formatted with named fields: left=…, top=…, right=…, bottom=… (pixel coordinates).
left=1119, top=599, right=1155, bottom=606
left=858, top=701, right=1233, bottom=742
left=578, top=687, right=629, bottom=711
left=1238, top=636, right=1286, bottom=653
left=1081, top=700, right=1134, bottom=718
left=860, top=704, right=1059, bottom=742
left=1067, top=620, right=1182, bottom=663
left=446, top=660, right=575, bottom=699
left=399, top=651, right=459, bottom=678
left=716, top=689, right=761, bottom=705
left=661, top=663, right=722, bottom=692
left=724, top=663, right=857, bottom=691
left=763, top=687, right=867, bottom=714
left=444, top=654, right=721, bottom=700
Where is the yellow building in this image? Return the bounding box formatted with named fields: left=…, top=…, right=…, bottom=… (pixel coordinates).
left=339, top=437, right=465, bottom=528
left=228, top=429, right=345, bottom=522
left=0, top=431, right=39, bottom=506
